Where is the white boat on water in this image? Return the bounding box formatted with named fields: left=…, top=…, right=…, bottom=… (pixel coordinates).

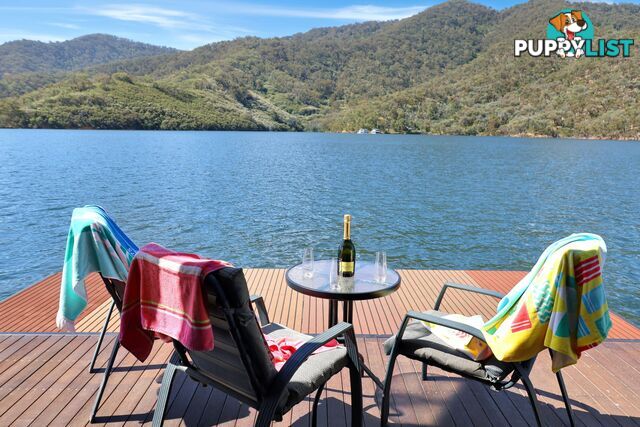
left=370, top=128, right=382, bottom=134
left=357, top=128, right=368, bottom=134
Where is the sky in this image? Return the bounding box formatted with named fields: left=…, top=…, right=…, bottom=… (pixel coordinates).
left=0, top=0, right=637, bottom=50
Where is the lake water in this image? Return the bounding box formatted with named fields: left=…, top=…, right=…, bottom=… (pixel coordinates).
left=1, top=130, right=638, bottom=324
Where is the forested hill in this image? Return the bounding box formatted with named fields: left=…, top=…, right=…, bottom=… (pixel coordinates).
left=0, top=34, right=177, bottom=76
left=0, top=0, right=639, bottom=139
left=322, top=0, right=640, bottom=139
left=0, top=34, right=177, bottom=99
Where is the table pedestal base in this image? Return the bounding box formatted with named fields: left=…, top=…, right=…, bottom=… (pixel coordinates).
left=327, top=299, right=353, bottom=328
left=326, top=299, right=383, bottom=389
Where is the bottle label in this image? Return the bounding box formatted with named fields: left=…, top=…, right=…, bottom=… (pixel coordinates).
left=340, top=261, right=354, bottom=274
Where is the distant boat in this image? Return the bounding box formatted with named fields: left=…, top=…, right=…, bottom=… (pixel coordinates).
left=370, top=128, right=382, bottom=134
left=357, top=128, right=368, bottom=134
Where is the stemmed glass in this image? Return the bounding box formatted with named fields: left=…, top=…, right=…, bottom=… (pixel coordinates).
left=302, top=247, right=314, bottom=278
left=375, top=251, right=387, bottom=283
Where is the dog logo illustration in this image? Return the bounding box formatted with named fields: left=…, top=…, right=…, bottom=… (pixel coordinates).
left=515, top=9, right=634, bottom=58
left=547, top=10, right=592, bottom=58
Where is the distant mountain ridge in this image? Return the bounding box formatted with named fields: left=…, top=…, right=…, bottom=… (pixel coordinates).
left=0, top=0, right=639, bottom=139
left=0, top=34, right=177, bottom=77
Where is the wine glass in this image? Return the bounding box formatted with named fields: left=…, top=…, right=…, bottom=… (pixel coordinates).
left=329, top=258, right=339, bottom=290
left=302, top=247, right=314, bottom=278
left=375, top=251, right=387, bottom=283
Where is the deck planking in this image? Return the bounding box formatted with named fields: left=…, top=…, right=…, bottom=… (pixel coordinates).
left=0, top=269, right=639, bottom=426
left=11, top=270, right=455, bottom=336
left=1, top=269, right=636, bottom=339
left=0, top=334, right=639, bottom=426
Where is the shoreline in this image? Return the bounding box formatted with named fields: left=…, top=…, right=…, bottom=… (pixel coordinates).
left=1, top=127, right=638, bottom=142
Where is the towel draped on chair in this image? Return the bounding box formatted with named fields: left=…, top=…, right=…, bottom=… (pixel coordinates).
left=57, top=205, right=138, bottom=331
left=119, top=243, right=232, bottom=362
left=483, top=233, right=611, bottom=372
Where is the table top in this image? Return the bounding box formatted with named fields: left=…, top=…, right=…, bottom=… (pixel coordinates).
left=285, top=259, right=401, bottom=301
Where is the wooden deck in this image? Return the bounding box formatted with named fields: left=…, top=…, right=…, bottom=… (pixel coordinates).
left=0, top=269, right=639, bottom=426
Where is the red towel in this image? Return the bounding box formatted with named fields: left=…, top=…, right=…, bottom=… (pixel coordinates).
left=266, top=336, right=341, bottom=371
left=119, top=243, right=231, bottom=362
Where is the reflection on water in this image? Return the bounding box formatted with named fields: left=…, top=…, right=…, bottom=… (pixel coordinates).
left=0, top=130, right=638, bottom=324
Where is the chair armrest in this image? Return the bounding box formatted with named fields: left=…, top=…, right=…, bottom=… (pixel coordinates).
left=405, top=310, right=487, bottom=343
left=263, top=322, right=359, bottom=408
left=434, top=282, right=505, bottom=310
left=250, top=294, right=271, bottom=326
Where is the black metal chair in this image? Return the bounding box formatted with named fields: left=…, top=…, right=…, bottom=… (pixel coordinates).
left=381, top=282, right=576, bottom=427
left=89, top=275, right=125, bottom=422
left=152, top=266, right=363, bottom=427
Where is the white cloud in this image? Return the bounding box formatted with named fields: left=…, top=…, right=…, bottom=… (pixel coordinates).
left=49, top=22, right=82, bottom=30
left=2, top=2, right=431, bottom=49
left=83, top=4, right=252, bottom=40
left=87, top=4, right=200, bottom=29
left=224, top=4, right=429, bottom=21
left=0, top=6, right=69, bottom=12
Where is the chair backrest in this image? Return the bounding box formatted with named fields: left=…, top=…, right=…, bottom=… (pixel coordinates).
left=99, top=275, right=126, bottom=312
left=178, top=267, right=278, bottom=406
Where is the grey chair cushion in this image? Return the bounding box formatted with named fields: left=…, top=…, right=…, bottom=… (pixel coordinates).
left=263, top=323, right=349, bottom=413
left=383, top=310, right=514, bottom=383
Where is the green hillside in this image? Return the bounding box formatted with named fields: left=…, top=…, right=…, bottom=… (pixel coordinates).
left=321, top=0, right=640, bottom=139
left=0, top=34, right=176, bottom=77
left=0, top=0, right=638, bottom=139
left=0, top=34, right=177, bottom=99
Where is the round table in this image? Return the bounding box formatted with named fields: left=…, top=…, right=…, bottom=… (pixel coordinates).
left=285, top=259, right=401, bottom=329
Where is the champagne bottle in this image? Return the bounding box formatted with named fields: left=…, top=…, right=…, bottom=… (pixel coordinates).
left=338, top=214, right=356, bottom=277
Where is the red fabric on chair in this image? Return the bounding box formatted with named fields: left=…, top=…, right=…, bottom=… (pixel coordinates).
left=119, top=243, right=231, bottom=362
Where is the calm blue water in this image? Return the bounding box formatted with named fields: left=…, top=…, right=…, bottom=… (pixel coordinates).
left=1, top=130, right=638, bottom=324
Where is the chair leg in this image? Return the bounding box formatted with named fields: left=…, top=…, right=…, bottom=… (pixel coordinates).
left=516, top=366, right=542, bottom=427
left=421, top=363, right=428, bottom=381
left=255, top=405, right=277, bottom=427
left=556, top=370, right=576, bottom=427
left=151, top=352, right=180, bottom=427
left=90, top=300, right=116, bottom=373
left=311, top=382, right=326, bottom=427
left=380, top=353, right=398, bottom=427
left=349, top=362, right=363, bottom=426
left=89, top=338, right=120, bottom=422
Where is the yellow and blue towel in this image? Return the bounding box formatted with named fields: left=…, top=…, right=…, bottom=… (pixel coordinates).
left=483, top=233, right=611, bottom=372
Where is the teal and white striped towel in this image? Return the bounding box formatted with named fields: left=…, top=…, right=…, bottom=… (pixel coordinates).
left=56, top=205, right=138, bottom=331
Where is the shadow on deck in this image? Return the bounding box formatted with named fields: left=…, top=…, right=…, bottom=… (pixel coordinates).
left=0, top=269, right=638, bottom=426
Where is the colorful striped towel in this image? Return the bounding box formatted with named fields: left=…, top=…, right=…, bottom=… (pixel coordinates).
left=57, top=205, right=138, bottom=331
left=483, top=233, right=611, bottom=372
left=119, top=243, right=232, bottom=362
